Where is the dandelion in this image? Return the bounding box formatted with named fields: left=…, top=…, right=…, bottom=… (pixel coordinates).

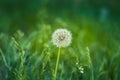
left=52, top=29, right=72, bottom=80
left=52, top=29, right=72, bottom=47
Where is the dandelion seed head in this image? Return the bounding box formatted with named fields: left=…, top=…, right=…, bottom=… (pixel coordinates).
left=52, top=29, right=72, bottom=47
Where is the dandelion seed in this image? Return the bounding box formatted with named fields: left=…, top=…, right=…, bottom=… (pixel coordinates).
left=52, top=29, right=72, bottom=47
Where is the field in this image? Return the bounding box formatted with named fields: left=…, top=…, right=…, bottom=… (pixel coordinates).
left=0, top=0, right=120, bottom=80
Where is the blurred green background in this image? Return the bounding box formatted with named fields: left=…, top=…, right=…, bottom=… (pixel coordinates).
left=0, top=0, right=120, bottom=80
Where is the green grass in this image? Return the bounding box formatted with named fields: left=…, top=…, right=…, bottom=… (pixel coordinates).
left=0, top=16, right=120, bottom=80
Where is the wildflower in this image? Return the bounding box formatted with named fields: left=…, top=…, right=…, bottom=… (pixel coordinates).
left=52, top=29, right=72, bottom=47
left=79, top=66, right=84, bottom=74
left=52, top=28, right=72, bottom=80
left=76, top=62, right=78, bottom=65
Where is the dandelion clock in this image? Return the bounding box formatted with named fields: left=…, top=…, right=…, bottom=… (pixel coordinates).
left=52, top=29, right=72, bottom=80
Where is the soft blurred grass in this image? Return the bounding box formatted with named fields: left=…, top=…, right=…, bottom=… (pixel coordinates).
left=0, top=11, right=120, bottom=80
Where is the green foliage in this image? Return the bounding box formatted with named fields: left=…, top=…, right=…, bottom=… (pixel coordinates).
left=0, top=15, right=120, bottom=80
left=0, top=0, right=120, bottom=80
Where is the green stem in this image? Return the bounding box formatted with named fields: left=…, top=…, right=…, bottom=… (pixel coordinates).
left=54, top=48, right=61, bottom=80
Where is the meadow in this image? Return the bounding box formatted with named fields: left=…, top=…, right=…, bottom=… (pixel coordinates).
left=0, top=0, right=120, bottom=80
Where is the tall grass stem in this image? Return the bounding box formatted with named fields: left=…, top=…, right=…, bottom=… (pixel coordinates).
left=91, top=63, right=94, bottom=80
left=0, top=48, right=10, bottom=70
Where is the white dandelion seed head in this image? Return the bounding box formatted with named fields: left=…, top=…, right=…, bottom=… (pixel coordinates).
left=52, top=29, right=72, bottom=48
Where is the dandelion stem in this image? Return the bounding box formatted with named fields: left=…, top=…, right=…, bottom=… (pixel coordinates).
left=54, top=48, right=61, bottom=80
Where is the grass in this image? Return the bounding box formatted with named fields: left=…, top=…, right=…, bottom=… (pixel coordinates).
left=0, top=15, right=120, bottom=80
